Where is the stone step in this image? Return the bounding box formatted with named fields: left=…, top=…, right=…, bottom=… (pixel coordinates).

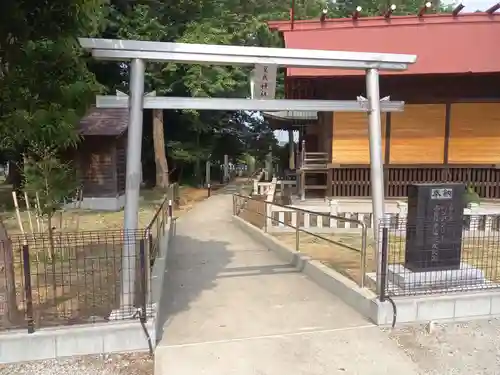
left=301, top=164, right=329, bottom=170
left=305, top=184, right=328, bottom=190
left=305, top=152, right=328, bottom=156
left=304, top=158, right=329, bottom=163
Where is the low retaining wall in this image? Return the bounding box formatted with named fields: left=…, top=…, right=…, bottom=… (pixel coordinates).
left=0, top=320, right=154, bottom=363
left=233, top=215, right=500, bottom=326
left=374, top=289, right=500, bottom=325
left=0, top=220, right=175, bottom=364
left=150, top=220, right=175, bottom=343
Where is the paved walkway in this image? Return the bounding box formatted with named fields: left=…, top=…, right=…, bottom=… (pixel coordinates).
left=155, top=184, right=421, bottom=375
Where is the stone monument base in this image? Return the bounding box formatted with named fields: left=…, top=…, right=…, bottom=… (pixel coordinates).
left=388, top=262, right=486, bottom=292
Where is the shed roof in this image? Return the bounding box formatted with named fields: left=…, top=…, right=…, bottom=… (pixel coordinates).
left=263, top=111, right=317, bottom=130
left=79, top=107, right=129, bottom=136
left=263, top=111, right=317, bottom=121
left=267, top=12, right=500, bottom=77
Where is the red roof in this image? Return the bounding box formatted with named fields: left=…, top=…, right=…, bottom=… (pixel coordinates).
left=268, top=13, right=500, bottom=77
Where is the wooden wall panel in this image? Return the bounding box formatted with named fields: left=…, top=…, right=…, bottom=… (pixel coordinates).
left=79, top=137, right=118, bottom=197
left=448, top=103, right=500, bottom=164
left=331, top=112, right=386, bottom=164
left=321, top=112, right=333, bottom=159
left=390, top=104, right=445, bottom=164
left=315, top=112, right=333, bottom=155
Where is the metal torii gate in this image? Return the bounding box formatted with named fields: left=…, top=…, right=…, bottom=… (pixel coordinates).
left=79, top=38, right=416, bottom=305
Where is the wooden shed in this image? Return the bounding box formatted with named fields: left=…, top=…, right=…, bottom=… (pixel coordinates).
left=71, top=107, right=129, bottom=211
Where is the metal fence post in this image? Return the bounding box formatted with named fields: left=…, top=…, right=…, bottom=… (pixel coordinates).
left=139, top=239, right=147, bottom=322
left=379, top=227, right=389, bottom=302
left=156, top=218, right=160, bottom=244
left=264, top=201, right=268, bottom=232
left=360, top=224, right=367, bottom=288
left=295, top=219, right=300, bottom=252
left=22, top=245, right=35, bottom=333
left=148, top=230, right=154, bottom=262
left=174, top=183, right=180, bottom=208
left=146, top=231, right=153, bottom=305
left=161, top=203, right=166, bottom=231
left=167, top=184, right=172, bottom=202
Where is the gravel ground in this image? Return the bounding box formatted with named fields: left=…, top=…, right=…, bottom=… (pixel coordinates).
left=388, top=318, right=500, bottom=374
left=0, top=353, right=153, bottom=375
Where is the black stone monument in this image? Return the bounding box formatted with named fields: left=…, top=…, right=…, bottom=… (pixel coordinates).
left=405, top=183, right=465, bottom=272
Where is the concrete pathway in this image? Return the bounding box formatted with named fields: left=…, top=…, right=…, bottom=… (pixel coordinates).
left=155, top=184, right=422, bottom=375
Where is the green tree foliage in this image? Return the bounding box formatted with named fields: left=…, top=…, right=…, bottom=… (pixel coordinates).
left=94, top=0, right=449, bottom=185
left=23, top=147, right=79, bottom=261
left=0, top=0, right=106, bottom=325
left=0, top=0, right=106, bottom=150
left=0, top=0, right=106, bottom=201
left=0, top=40, right=102, bottom=150
left=23, top=148, right=79, bottom=218
left=92, top=0, right=307, bottom=184
left=0, top=0, right=105, bottom=243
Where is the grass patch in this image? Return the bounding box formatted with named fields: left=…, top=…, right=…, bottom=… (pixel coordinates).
left=0, top=183, right=212, bottom=235
left=271, top=232, right=374, bottom=286
left=271, top=232, right=500, bottom=290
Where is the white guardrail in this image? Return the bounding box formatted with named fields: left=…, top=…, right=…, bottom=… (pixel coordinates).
left=263, top=180, right=500, bottom=236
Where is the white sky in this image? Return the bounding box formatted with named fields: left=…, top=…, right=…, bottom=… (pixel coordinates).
left=454, top=0, right=494, bottom=10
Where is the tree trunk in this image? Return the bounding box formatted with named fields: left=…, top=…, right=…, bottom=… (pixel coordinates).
left=0, top=218, right=20, bottom=327
left=195, top=131, right=201, bottom=187
left=153, top=109, right=169, bottom=188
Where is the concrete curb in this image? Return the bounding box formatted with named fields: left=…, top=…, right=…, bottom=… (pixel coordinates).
left=150, top=220, right=175, bottom=343
left=0, top=320, right=154, bottom=364
left=231, top=215, right=383, bottom=324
